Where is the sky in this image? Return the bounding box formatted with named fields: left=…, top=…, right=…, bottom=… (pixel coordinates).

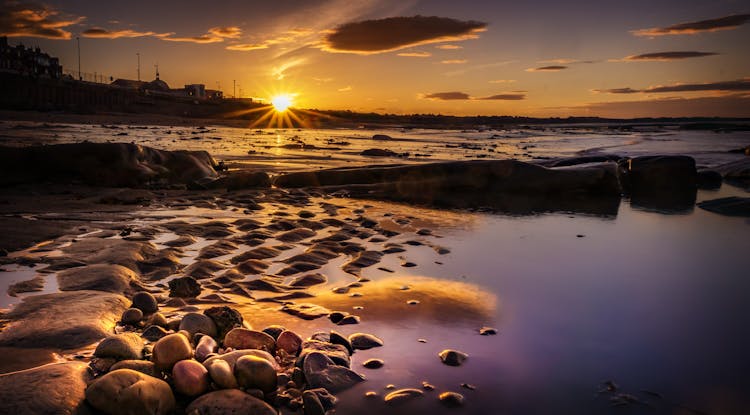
left=1, top=0, right=749, bottom=118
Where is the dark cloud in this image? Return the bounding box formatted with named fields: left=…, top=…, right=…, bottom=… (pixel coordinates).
left=82, top=27, right=167, bottom=39
left=423, top=91, right=471, bottom=100
left=423, top=91, right=526, bottom=100
left=0, top=2, right=84, bottom=39
left=632, top=14, right=750, bottom=36
left=322, top=15, right=486, bottom=54
left=162, top=26, right=242, bottom=44
left=526, top=65, right=567, bottom=72
left=594, top=79, right=750, bottom=94
left=623, top=51, right=719, bottom=61
left=478, top=93, right=525, bottom=100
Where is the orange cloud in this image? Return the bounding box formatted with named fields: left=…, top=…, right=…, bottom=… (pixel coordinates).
left=526, top=65, right=567, bottom=72
left=82, top=27, right=169, bottom=39
left=322, top=16, right=487, bottom=54
left=397, top=51, right=431, bottom=57
left=436, top=44, right=462, bottom=50
left=619, top=51, right=719, bottom=61
left=0, top=2, right=84, bottom=39
left=422, top=91, right=525, bottom=100
left=593, top=79, right=750, bottom=94
left=441, top=59, right=467, bottom=64
left=632, top=13, right=750, bottom=36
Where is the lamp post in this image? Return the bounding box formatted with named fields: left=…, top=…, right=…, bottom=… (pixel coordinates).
left=76, top=36, right=81, bottom=81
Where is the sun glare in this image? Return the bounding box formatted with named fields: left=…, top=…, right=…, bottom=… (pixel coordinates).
left=271, top=94, right=293, bottom=112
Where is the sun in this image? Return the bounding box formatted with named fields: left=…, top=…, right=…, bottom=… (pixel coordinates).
left=271, top=94, right=293, bottom=112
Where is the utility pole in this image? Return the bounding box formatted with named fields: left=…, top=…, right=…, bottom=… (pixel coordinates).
left=233, top=79, right=236, bottom=99
left=136, top=53, right=140, bottom=81
left=76, top=36, right=81, bottom=80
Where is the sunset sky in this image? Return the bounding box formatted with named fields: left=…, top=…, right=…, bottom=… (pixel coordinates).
left=2, top=0, right=748, bottom=118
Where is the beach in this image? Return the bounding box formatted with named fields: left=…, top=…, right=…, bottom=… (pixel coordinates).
left=0, top=118, right=749, bottom=414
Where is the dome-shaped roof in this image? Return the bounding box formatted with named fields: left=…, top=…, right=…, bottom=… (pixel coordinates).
left=145, top=78, right=170, bottom=91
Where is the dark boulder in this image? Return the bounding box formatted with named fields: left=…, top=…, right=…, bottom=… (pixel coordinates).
left=168, top=276, right=201, bottom=298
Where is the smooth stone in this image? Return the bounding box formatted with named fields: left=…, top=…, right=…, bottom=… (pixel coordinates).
left=185, top=389, right=276, bottom=415
left=203, top=349, right=280, bottom=371
left=234, top=355, right=277, bottom=393
left=363, top=359, right=384, bottom=369
left=94, top=333, right=144, bottom=360
left=152, top=333, right=193, bottom=372
left=329, top=331, right=353, bottom=355
left=337, top=315, right=360, bottom=325
left=479, top=326, right=498, bottom=335
left=384, top=388, right=424, bottom=405
left=85, top=369, right=175, bottom=415
left=438, top=349, right=468, bottom=366
left=206, top=358, right=238, bottom=389
left=0, top=362, right=89, bottom=414
left=224, top=328, right=275, bottom=353
left=148, top=312, right=169, bottom=328
left=303, top=352, right=365, bottom=393
left=262, top=325, right=285, bottom=340
left=172, top=359, right=209, bottom=396
left=302, top=390, right=325, bottom=415
left=328, top=312, right=346, bottom=324
left=120, top=308, right=143, bottom=325
left=348, top=333, right=383, bottom=350
left=131, top=291, right=158, bottom=314
left=297, top=340, right=350, bottom=368
left=203, top=306, right=244, bottom=339
left=195, top=335, right=218, bottom=362
left=276, top=330, right=302, bottom=355
left=168, top=276, right=201, bottom=298
left=110, top=360, right=157, bottom=377
left=439, top=391, right=465, bottom=407
left=142, top=325, right=169, bottom=342
left=179, top=312, right=218, bottom=338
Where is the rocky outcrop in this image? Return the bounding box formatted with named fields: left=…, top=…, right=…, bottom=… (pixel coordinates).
left=0, top=362, right=90, bottom=414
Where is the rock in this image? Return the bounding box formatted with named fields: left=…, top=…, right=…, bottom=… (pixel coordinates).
left=307, top=387, right=337, bottom=410
left=329, top=331, right=353, bottom=355
left=289, top=273, right=327, bottom=287
left=619, top=155, right=697, bottom=191
left=152, top=333, right=193, bottom=372
left=439, top=391, right=465, bottom=407
left=0, top=362, right=89, bottom=414
left=169, top=276, right=201, bottom=298
left=276, top=330, right=303, bottom=355
left=57, top=264, right=136, bottom=294
left=131, top=291, right=158, bottom=313
left=348, top=333, right=383, bottom=350
left=337, top=315, right=360, bottom=325
left=85, top=369, right=175, bottom=415
left=205, top=359, right=237, bottom=389
left=715, top=158, right=750, bottom=187
left=262, top=325, right=285, bottom=340
left=204, top=306, right=244, bottom=339
left=185, top=389, right=276, bottom=415
left=363, top=359, right=384, bottom=369
left=234, top=355, right=278, bottom=393
left=384, top=388, right=424, bottom=405
left=303, top=352, right=365, bottom=393
left=224, top=328, right=276, bottom=353
left=142, top=325, right=169, bottom=342
left=94, top=333, right=144, bottom=360
left=0, top=291, right=129, bottom=349
left=697, top=170, right=723, bottom=189
left=91, top=357, right=118, bottom=374
left=298, top=340, right=351, bottom=367
left=172, top=359, right=209, bottom=396
left=372, top=134, right=392, bottom=140
left=361, top=148, right=398, bottom=157
left=438, top=349, right=468, bottom=366
left=179, top=312, right=218, bottom=338
left=203, top=349, right=280, bottom=372
left=302, top=390, right=325, bottom=415
left=195, top=335, right=218, bottom=362
left=110, top=360, right=157, bottom=377
left=281, top=303, right=332, bottom=320
left=120, top=308, right=143, bottom=325
left=698, top=197, right=750, bottom=217
left=147, top=312, right=169, bottom=328
left=328, top=312, right=346, bottom=324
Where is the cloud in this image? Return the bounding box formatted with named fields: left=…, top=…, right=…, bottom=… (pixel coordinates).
left=621, top=51, right=719, bottom=61
left=593, top=79, right=750, bottom=94
left=397, top=51, right=431, bottom=57
left=226, top=28, right=313, bottom=52
left=0, top=2, right=84, bottom=39
left=271, top=58, right=306, bottom=80
left=226, top=43, right=268, bottom=51
left=436, top=44, right=462, bottom=49
left=526, top=65, right=567, bottom=72
left=423, top=91, right=471, bottom=100
left=441, top=59, right=467, bottom=64
left=489, top=79, right=516, bottom=84
left=422, top=91, right=526, bottom=100
left=208, top=26, right=242, bottom=38
left=338, top=85, right=352, bottom=92
left=82, top=27, right=168, bottom=39
left=322, top=15, right=486, bottom=54
left=632, top=13, right=750, bottom=36
left=478, top=93, right=525, bottom=100
left=162, top=26, right=243, bottom=44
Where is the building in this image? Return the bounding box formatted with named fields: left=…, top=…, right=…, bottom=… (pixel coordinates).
left=0, top=36, right=62, bottom=79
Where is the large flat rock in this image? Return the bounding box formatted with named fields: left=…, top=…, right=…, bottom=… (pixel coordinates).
left=0, top=290, right=128, bottom=349
left=0, top=362, right=90, bottom=414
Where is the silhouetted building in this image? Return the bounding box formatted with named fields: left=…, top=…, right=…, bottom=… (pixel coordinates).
left=0, top=36, right=62, bottom=79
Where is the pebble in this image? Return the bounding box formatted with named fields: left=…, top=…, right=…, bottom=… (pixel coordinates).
left=131, top=291, right=159, bottom=314
left=195, top=334, right=218, bottom=362
left=302, top=390, right=326, bottom=415
left=303, top=352, right=365, bottom=393
left=438, top=349, right=468, bottom=366
left=152, top=333, right=193, bottom=372
left=172, top=359, right=209, bottom=396
left=110, top=360, right=156, bottom=377
left=328, top=312, right=346, bottom=324
left=329, top=331, right=353, bottom=355
left=479, top=326, right=498, bottom=335
left=205, top=359, right=238, bottom=389
left=439, top=391, right=465, bottom=407
left=363, top=359, right=384, bottom=369
left=148, top=312, right=169, bottom=328
left=349, top=333, right=384, bottom=350
left=120, top=308, right=143, bottom=325
left=262, top=325, right=286, bottom=340
left=203, top=306, right=244, bottom=339
left=461, top=383, right=476, bottom=390
left=337, top=315, right=360, bottom=325
left=276, top=330, right=302, bottom=355
left=365, top=391, right=379, bottom=398
left=407, top=300, right=420, bottom=305
left=422, top=381, right=435, bottom=390
left=142, top=325, right=169, bottom=342
left=185, top=389, right=276, bottom=415
left=94, top=333, right=144, bottom=360
left=85, top=369, right=175, bottom=415
left=384, top=388, right=424, bottom=405
left=224, top=328, right=276, bottom=353
left=179, top=312, right=218, bottom=338
left=234, top=355, right=278, bottom=393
